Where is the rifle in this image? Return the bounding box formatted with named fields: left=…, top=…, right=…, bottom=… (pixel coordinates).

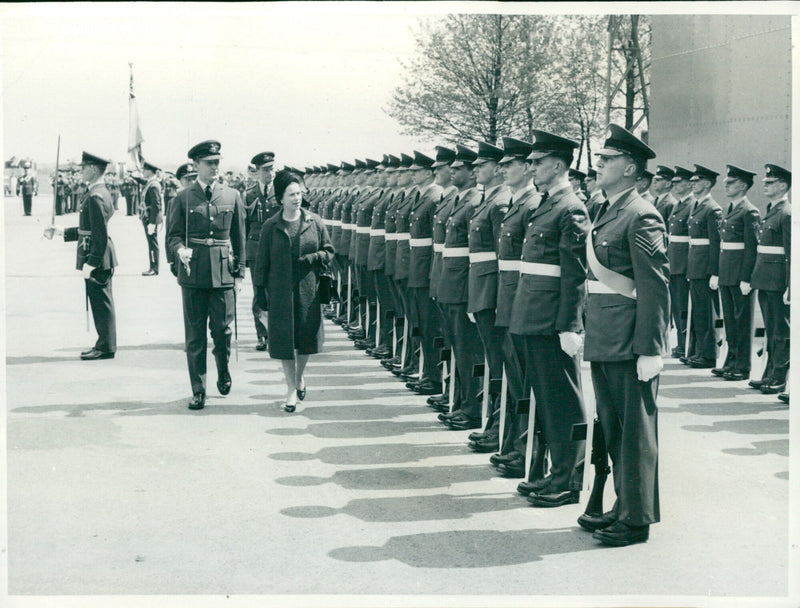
left=233, top=284, right=239, bottom=362
left=52, top=135, right=61, bottom=224
left=573, top=418, right=610, bottom=520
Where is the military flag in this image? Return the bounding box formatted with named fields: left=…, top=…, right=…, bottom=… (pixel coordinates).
left=128, top=62, right=144, bottom=171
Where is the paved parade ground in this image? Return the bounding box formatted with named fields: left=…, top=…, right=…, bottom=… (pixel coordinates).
left=2, top=195, right=796, bottom=605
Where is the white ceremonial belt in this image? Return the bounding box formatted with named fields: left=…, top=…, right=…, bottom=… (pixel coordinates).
left=433, top=243, right=445, bottom=253
left=689, top=238, right=710, bottom=246
left=356, top=226, right=370, bottom=234
left=721, top=242, right=745, bottom=250
left=370, top=228, right=385, bottom=237
left=469, top=251, right=497, bottom=264
left=587, top=280, right=617, bottom=294
left=396, top=232, right=411, bottom=241
left=498, top=259, right=521, bottom=272
left=385, top=233, right=400, bottom=241
left=520, top=262, right=561, bottom=277
left=410, top=238, right=433, bottom=247
left=758, top=245, right=786, bottom=255
left=330, top=220, right=342, bottom=226
left=342, top=223, right=355, bottom=230
left=668, top=235, right=690, bottom=243
left=443, top=247, right=470, bottom=258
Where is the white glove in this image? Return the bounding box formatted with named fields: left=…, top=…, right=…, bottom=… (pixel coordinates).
left=467, top=312, right=476, bottom=324
left=709, top=275, right=719, bottom=291
left=740, top=281, right=752, bottom=295
left=637, top=354, right=663, bottom=382
left=558, top=331, right=583, bottom=357
left=43, top=225, right=64, bottom=240
left=234, top=278, right=243, bottom=293
left=146, top=223, right=156, bottom=235
left=784, top=289, right=790, bottom=305
left=177, top=246, right=193, bottom=265
left=82, top=263, right=96, bottom=280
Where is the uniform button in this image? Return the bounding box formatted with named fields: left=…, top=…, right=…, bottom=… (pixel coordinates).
left=528, top=222, right=532, bottom=226
left=523, top=239, right=527, bottom=243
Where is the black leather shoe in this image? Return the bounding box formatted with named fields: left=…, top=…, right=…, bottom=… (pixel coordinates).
left=188, top=392, right=206, bottom=410
left=517, top=476, right=551, bottom=496
left=679, top=355, right=691, bottom=364
left=141, top=269, right=158, bottom=276
left=528, top=489, right=579, bottom=507
left=296, top=378, right=306, bottom=401
left=688, top=357, right=716, bottom=369
left=760, top=382, right=786, bottom=395
left=497, top=459, right=526, bottom=478
left=711, top=366, right=732, bottom=377
left=81, top=349, right=115, bottom=360
left=593, top=521, right=649, bottom=546
left=255, top=337, right=267, bottom=351
left=446, top=415, right=482, bottom=430
left=438, top=411, right=462, bottom=422
left=217, top=370, right=232, bottom=395
left=284, top=403, right=296, bottom=413
left=671, top=347, right=685, bottom=358
left=81, top=347, right=97, bottom=356
left=415, top=381, right=443, bottom=396
left=723, top=370, right=747, bottom=381
left=489, top=451, right=521, bottom=466
left=749, top=378, right=771, bottom=389
left=577, top=510, right=618, bottom=532
left=427, top=395, right=448, bottom=406
left=430, top=402, right=450, bottom=413
left=469, top=437, right=499, bottom=453
left=369, top=348, right=392, bottom=359
left=778, top=392, right=789, bottom=404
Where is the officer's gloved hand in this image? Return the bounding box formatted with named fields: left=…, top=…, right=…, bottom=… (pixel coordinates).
left=467, top=312, right=476, bottom=324
left=177, top=247, right=193, bottom=265
left=82, top=263, right=96, bottom=280
left=709, top=275, right=719, bottom=291
left=234, top=278, right=243, bottom=293
left=784, top=289, right=790, bottom=305
left=43, top=225, right=64, bottom=240
left=147, top=223, right=156, bottom=235
left=739, top=281, right=752, bottom=295
left=558, top=331, right=583, bottom=357
left=636, top=354, right=663, bottom=382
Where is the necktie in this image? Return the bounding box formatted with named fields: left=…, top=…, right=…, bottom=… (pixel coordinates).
left=727, top=203, right=733, bottom=215
left=539, top=191, right=549, bottom=205
left=205, top=185, right=212, bottom=201
left=594, top=200, right=609, bottom=222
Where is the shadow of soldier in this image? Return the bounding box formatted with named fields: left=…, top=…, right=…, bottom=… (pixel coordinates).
left=269, top=442, right=466, bottom=465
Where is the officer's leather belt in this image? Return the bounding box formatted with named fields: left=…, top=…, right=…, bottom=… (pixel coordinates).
left=356, top=226, right=371, bottom=234
left=758, top=245, right=786, bottom=255
left=721, top=242, right=745, bottom=250
left=689, top=238, right=710, bottom=246
left=587, top=280, right=623, bottom=295
left=370, top=228, right=386, bottom=237
left=433, top=243, right=445, bottom=253
left=520, top=262, right=561, bottom=277
left=442, top=246, right=469, bottom=258
left=668, top=235, right=690, bottom=243
left=410, top=238, right=433, bottom=247
left=395, top=232, right=411, bottom=241
left=469, top=251, right=497, bottom=264
left=498, top=259, right=521, bottom=272
left=189, top=237, right=231, bottom=246
left=385, top=233, right=400, bottom=241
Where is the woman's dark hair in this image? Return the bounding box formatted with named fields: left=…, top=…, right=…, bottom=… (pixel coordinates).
left=273, top=169, right=301, bottom=202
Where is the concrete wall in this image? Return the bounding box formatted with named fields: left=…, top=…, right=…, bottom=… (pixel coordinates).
left=649, top=15, right=791, bottom=212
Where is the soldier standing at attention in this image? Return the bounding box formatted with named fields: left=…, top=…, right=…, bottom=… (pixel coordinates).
left=569, top=168, right=588, bottom=202
left=18, top=161, right=36, bottom=216
left=245, top=152, right=276, bottom=351
left=636, top=169, right=655, bottom=203
left=667, top=166, right=695, bottom=358
left=651, top=166, right=677, bottom=224
left=140, top=161, right=163, bottom=276
left=585, top=168, right=605, bottom=221
left=713, top=165, right=760, bottom=381
left=166, top=140, right=246, bottom=410
left=683, top=164, right=723, bottom=368
left=749, top=164, right=791, bottom=395
left=582, top=124, right=668, bottom=546
left=44, top=153, right=118, bottom=360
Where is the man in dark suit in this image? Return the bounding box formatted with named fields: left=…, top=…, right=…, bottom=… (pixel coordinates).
left=509, top=130, right=589, bottom=506
left=713, top=165, right=760, bottom=381
left=667, top=166, right=695, bottom=358
left=166, top=140, right=246, bottom=410
left=749, top=164, right=791, bottom=395
left=245, top=151, right=276, bottom=351
left=583, top=124, right=669, bottom=546
left=684, top=164, right=723, bottom=368
left=140, top=161, right=163, bottom=276
left=44, top=152, right=118, bottom=360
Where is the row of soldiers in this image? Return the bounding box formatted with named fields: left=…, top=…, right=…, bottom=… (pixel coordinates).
left=289, top=126, right=789, bottom=547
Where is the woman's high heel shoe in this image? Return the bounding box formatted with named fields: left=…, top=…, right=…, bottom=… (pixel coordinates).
left=284, top=402, right=296, bottom=413
left=296, top=377, right=306, bottom=401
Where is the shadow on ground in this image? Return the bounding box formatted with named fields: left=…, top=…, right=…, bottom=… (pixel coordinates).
left=266, top=419, right=442, bottom=439
left=269, top=442, right=465, bottom=465
left=681, top=418, right=788, bottom=435
left=659, top=401, right=787, bottom=416
left=276, top=464, right=495, bottom=490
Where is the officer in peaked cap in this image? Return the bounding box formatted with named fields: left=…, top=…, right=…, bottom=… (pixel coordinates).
left=651, top=165, right=677, bottom=223
left=749, top=163, right=791, bottom=395
left=244, top=151, right=278, bottom=351
left=569, top=168, right=588, bottom=202
left=18, top=160, right=36, bottom=216
left=713, top=164, right=760, bottom=382
left=582, top=124, right=667, bottom=546
left=176, top=162, right=197, bottom=189
left=636, top=169, right=655, bottom=203
left=510, top=130, right=588, bottom=503
left=140, top=161, right=163, bottom=276
left=488, top=136, right=540, bottom=474
left=667, top=165, right=696, bottom=358
left=166, top=140, right=246, bottom=410
left=683, top=164, right=722, bottom=368
left=44, top=152, right=118, bottom=360
left=585, top=167, right=605, bottom=220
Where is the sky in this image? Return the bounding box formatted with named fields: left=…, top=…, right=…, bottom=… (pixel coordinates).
left=1, top=3, right=439, bottom=173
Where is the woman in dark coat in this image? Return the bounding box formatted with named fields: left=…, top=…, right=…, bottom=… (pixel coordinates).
left=254, top=170, right=335, bottom=411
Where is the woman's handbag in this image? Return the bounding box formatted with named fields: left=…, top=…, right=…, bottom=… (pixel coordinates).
left=318, top=264, right=339, bottom=304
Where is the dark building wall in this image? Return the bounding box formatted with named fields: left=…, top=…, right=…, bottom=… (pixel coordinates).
left=649, top=15, right=791, bottom=212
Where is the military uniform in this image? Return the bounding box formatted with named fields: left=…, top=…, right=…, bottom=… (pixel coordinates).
left=366, top=157, right=395, bottom=357
left=166, top=141, right=246, bottom=403
left=667, top=166, right=695, bottom=357
left=18, top=166, right=35, bottom=216
left=140, top=164, right=163, bottom=275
